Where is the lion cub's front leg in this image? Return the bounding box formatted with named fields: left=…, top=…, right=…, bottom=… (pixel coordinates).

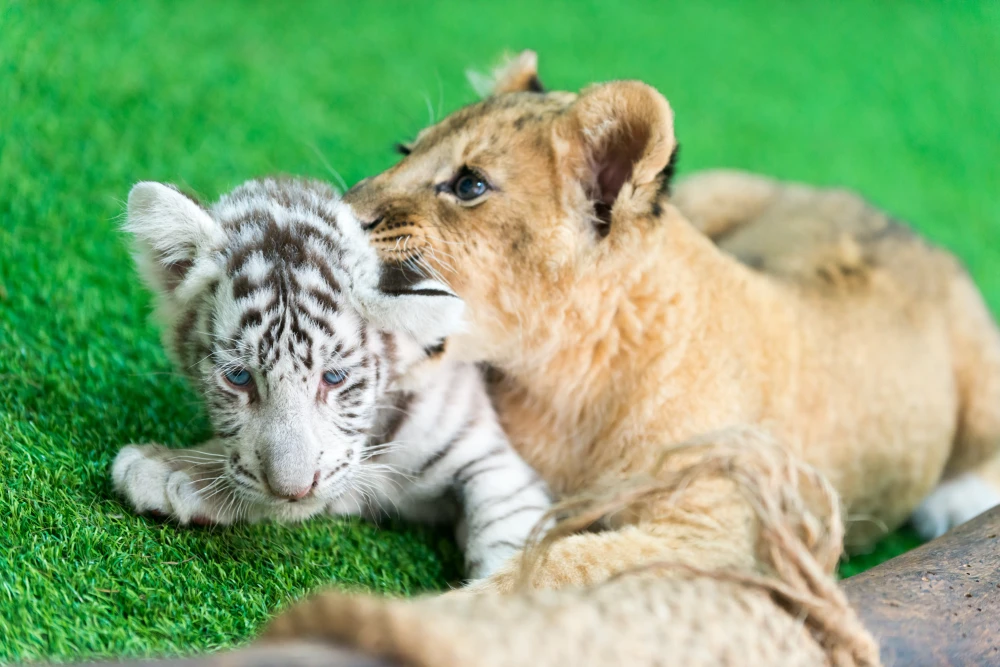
left=112, top=440, right=240, bottom=526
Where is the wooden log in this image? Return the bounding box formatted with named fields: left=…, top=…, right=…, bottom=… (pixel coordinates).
left=842, top=505, right=1000, bottom=666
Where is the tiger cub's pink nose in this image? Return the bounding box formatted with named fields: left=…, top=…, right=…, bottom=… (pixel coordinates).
left=275, top=470, right=321, bottom=501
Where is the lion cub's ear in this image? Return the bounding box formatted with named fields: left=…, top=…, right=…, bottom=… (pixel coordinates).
left=559, top=81, right=677, bottom=236
left=466, top=50, right=545, bottom=97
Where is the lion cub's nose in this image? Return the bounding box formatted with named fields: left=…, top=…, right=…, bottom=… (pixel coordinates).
left=272, top=469, right=321, bottom=502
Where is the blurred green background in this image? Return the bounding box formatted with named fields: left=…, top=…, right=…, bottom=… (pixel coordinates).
left=2, top=0, right=998, bottom=662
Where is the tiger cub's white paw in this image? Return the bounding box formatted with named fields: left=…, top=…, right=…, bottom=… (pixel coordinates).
left=112, top=444, right=228, bottom=526
left=911, top=473, right=1000, bottom=541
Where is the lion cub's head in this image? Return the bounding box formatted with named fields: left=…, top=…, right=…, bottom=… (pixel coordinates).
left=344, top=51, right=680, bottom=364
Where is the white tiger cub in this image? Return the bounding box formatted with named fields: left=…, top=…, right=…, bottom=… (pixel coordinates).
left=112, top=177, right=551, bottom=580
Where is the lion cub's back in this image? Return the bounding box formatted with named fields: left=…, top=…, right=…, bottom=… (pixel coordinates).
left=675, top=172, right=1000, bottom=549
left=674, top=170, right=961, bottom=305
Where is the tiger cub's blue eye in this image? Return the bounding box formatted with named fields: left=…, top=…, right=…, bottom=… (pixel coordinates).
left=225, top=368, right=253, bottom=387
left=323, top=370, right=348, bottom=386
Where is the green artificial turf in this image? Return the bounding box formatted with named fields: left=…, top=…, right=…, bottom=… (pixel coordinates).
left=2, top=0, right=998, bottom=662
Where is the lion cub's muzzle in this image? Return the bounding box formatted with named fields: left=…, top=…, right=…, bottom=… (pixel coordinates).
left=358, top=210, right=454, bottom=299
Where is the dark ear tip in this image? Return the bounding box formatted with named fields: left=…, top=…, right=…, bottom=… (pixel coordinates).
left=658, top=143, right=681, bottom=195
left=488, top=50, right=545, bottom=95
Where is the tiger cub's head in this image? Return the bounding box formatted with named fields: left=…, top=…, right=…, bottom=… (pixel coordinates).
left=125, top=178, right=463, bottom=514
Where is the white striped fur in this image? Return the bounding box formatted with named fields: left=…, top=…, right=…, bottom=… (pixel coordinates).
left=113, top=178, right=551, bottom=580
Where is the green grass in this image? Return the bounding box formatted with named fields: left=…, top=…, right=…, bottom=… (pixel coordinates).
left=2, top=0, right=998, bottom=662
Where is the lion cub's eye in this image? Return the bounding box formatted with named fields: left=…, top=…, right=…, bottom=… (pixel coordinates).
left=447, top=167, right=491, bottom=201
left=322, top=369, right=348, bottom=387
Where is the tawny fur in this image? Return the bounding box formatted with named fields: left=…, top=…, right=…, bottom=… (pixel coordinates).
left=262, top=438, right=881, bottom=667
left=342, top=51, right=1000, bottom=592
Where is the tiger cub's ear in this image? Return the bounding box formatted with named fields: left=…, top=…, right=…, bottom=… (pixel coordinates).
left=124, top=182, right=224, bottom=298
left=330, top=209, right=468, bottom=348
left=466, top=49, right=545, bottom=98
left=350, top=277, right=467, bottom=351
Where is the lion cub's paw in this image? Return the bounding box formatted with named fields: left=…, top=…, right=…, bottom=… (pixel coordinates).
left=911, top=472, right=1000, bottom=540
left=111, top=444, right=223, bottom=526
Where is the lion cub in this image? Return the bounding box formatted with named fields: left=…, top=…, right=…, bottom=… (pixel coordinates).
left=112, top=177, right=550, bottom=580
left=339, top=51, right=1000, bottom=592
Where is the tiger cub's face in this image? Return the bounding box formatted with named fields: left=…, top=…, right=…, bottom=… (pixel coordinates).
left=126, top=178, right=461, bottom=514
